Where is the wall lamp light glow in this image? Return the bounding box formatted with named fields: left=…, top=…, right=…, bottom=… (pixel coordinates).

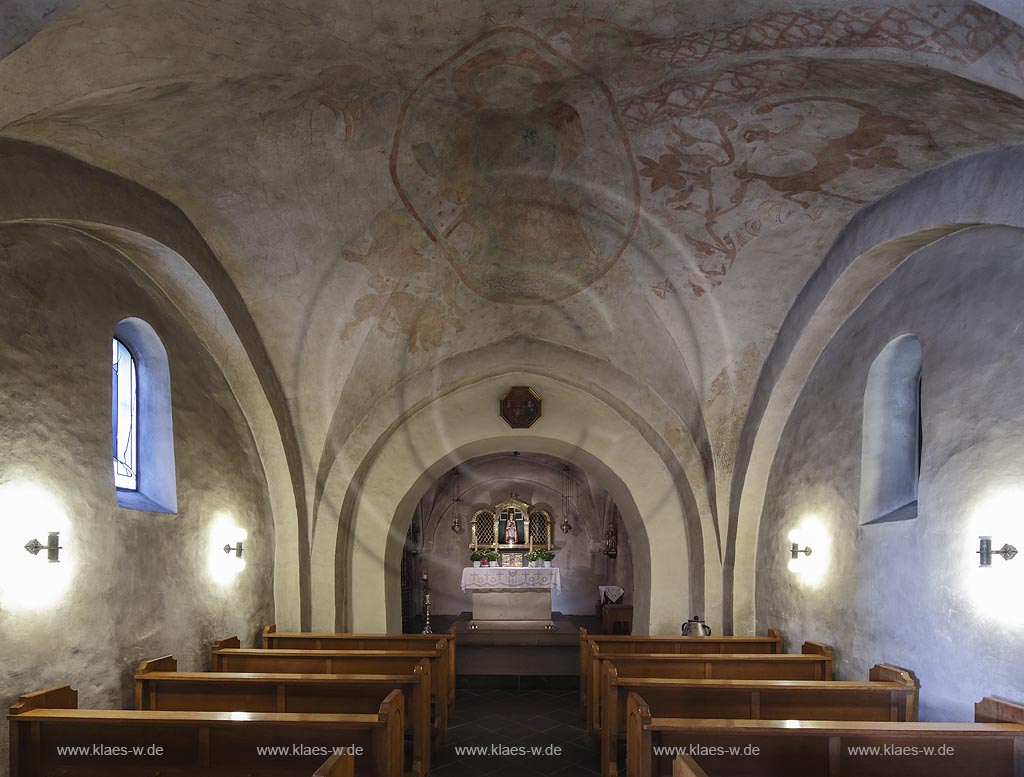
left=977, top=536, right=1018, bottom=567
left=0, top=482, right=73, bottom=609
left=25, top=531, right=63, bottom=563
left=208, top=516, right=247, bottom=585
left=787, top=518, right=830, bottom=588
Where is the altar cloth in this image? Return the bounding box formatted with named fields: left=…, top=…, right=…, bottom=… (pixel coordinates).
left=461, top=566, right=561, bottom=593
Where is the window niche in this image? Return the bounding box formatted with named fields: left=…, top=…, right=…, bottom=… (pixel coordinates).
left=112, top=318, right=177, bottom=513
left=859, top=334, right=922, bottom=525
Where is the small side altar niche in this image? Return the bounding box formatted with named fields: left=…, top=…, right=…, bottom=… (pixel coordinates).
left=465, top=495, right=559, bottom=630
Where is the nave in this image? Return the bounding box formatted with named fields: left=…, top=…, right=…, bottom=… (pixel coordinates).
left=9, top=625, right=1024, bottom=776
left=430, top=687, right=596, bottom=777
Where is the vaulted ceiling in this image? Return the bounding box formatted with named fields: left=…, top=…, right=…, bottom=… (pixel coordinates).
left=3, top=0, right=1024, bottom=511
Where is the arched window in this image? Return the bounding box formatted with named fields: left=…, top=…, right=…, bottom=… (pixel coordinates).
left=112, top=319, right=177, bottom=513
left=112, top=338, right=138, bottom=490
left=860, top=334, right=923, bottom=525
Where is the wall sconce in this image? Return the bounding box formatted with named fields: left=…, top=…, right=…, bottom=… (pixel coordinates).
left=223, top=541, right=244, bottom=559
left=604, top=521, right=618, bottom=557
left=791, top=542, right=813, bottom=559
left=978, top=536, right=1018, bottom=567
left=560, top=465, right=575, bottom=534
left=24, top=532, right=62, bottom=563
left=450, top=469, right=463, bottom=533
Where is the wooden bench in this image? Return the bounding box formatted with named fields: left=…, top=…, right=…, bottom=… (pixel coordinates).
left=579, top=629, right=783, bottom=721
left=315, top=751, right=356, bottom=777
left=601, top=663, right=918, bottom=777
left=211, top=643, right=448, bottom=741
left=589, top=642, right=833, bottom=737
left=262, top=626, right=456, bottom=709
left=135, top=655, right=432, bottom=776
left=626, top=692, right=1024, bottom=777
left=9, top=684, right=404, bottom=777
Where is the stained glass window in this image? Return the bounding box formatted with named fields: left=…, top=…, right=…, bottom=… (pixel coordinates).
left=112, top=338, right=138, bottom=490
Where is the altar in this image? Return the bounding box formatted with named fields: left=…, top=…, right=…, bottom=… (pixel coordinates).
left=461, top=567, right=560, bottom=627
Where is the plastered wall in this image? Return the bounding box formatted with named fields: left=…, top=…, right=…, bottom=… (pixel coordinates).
left=0, top=223, right=275, bottom=772
left=756, top=225, right=1024, bottom=721
left=407, top=453, right=634, bottom=618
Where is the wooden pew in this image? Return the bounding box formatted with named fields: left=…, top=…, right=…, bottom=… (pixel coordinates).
left=579, top=628, right=783, bottom=720
left=626, top=692, right=1024, bottom=777
left=9, top=684, right=404, bottom=777
left=315, top=751, right=356, bottom=777
left=601, top=663, right=918, bottom=777
left=671, top=755, right=708, bottom=777
left=135, top=655, right=432, bottom=776
left=589, top=642, right=834, bottom=737
left=211, top=642, right=448, bottom=741
left=263, top=626, right=457, bottom=709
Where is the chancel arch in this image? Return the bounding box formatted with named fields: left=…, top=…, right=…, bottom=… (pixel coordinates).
left=310, top=372, right=711, bottom=636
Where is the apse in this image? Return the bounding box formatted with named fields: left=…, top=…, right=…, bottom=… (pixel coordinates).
left=399, top=451, right=633, bottom=630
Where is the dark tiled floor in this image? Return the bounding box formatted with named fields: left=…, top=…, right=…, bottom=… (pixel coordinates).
left=430, top=689, right=600, bottom=776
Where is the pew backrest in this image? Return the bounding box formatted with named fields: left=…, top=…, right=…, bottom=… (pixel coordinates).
left=263, top=626, right=457, bottom=708
left=210, top=647, right=448, bottom=739
left=601, top=663, right=918, bottom=777
left=135, top=657, right=433, bottom=775
left=578, top=628, right=783, bottom=719
left=9, top=685, right=405, bottom=777
left=626, top=691, right=1024, bottom=777
left=590, top=642, right=834, bottom=736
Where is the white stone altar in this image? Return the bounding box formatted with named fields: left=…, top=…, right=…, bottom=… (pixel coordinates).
left=460, top=567, right=561, bottom=629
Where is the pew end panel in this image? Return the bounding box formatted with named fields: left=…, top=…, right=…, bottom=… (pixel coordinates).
left=976, top=696, right=1024, bottom=725
left=580, top=628, right=590, bottom=717
left=868, top=663, right=920, bottom=721
left=765, top=629, right=782, bottom=652
left=625, top=692, right=653, bottom=777
left=800, top=642, right=834, bottom=679
left=671, top=754, right=708, bottom=777
left=371, top=689, right=405, bottom=777
left=213, top=635, right=241, bottom=650
left=9, top=686, right=78, bottom=716
left=262, top=624, right=277, bottom=648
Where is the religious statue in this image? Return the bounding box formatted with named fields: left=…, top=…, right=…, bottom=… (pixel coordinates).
left=504, top=513, right=519, bottom=544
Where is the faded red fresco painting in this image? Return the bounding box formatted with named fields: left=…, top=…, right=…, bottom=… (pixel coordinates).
left=390, top=28, right=640, bottom=305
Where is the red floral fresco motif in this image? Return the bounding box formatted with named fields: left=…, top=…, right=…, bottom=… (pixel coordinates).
left=339, top=208, right=464, bottom=352
left=635, top=91, right=936, bottom=292
left=547, top=4, right=1024, bottom=82
left=316, top=64, right=389, bottom=140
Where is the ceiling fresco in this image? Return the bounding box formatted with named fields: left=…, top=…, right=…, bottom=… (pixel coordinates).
left=2, top=0, right=1024, bottom=497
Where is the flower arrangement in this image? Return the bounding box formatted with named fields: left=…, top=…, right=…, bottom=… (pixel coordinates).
left=470, top=551, right=484, bottom=567
left=524, top=551, right=541, bottom=567
left=539, top=550, right=555, bottom=567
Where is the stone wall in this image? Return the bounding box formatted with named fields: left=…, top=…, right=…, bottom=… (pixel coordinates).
left=0, top=222, right=275, bottom=772
left=756, top=225, right=1024, bottom=721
